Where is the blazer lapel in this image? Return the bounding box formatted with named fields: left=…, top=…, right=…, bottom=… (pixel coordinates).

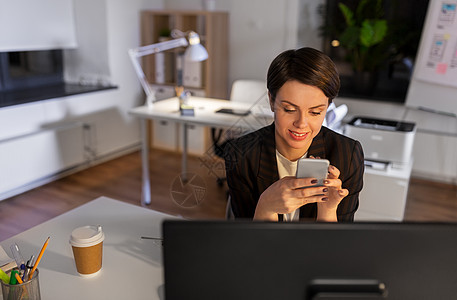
left=257, top=123, right=279, bottom=191
left=308, top=128, right=326, bottom=159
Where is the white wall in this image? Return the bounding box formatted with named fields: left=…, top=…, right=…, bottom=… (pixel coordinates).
left=0, top=0, right=165, bottom=200
left=296, top=0, right=325, bottom=50
left=164, top=0, right=302, bottom=93
left=61, top=0, right=165, bottom=155
left=59, top=0, right=166, bottom=157
left=64, top=0, right=110, bottom=85
left=0, top=0, right=77, bottom=51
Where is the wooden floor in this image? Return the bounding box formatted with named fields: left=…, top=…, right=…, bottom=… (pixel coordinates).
left=1, top=149, right=457, bottom=241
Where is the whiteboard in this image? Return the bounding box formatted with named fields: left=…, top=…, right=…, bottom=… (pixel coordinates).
left=406, top=0, right=457, bottom=116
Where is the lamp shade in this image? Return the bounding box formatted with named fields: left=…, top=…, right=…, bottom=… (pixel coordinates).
left=128, top=29, right=208, bottom=107
left=184, top=44, right=209, bottom=61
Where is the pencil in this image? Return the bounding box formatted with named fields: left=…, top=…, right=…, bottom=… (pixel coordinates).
left=16, top=270, right=30, bottom=300
left=15, top=272, right=24, bottom=284
left=28, top=237, right=50, bottom=281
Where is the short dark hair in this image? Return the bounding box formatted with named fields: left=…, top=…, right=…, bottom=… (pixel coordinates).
left=267, top=47, right=340, bottom=104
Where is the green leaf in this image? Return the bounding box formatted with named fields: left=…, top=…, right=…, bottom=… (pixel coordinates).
left=355, top=0, right=370, bottom=23
left=360, top=19, right=387, bottom=47
left=338, top=3, right=354, bottom=26
left=371, top=19, right=387, bottom=44
left=340, top=26, right=360, bottom=49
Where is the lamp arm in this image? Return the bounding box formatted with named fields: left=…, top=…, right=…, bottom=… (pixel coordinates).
left=128, top=37, right=189, bottom=100
left=130, top=37, right=188, bottom=57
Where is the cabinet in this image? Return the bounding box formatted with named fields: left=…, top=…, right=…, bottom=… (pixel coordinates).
left=355, top=161, right=413, bottom=222
left=140, top=10, right=229, bottom=154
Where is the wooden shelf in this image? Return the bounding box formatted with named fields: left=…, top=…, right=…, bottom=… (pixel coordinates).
left=141, top=10, right=229, bottom=99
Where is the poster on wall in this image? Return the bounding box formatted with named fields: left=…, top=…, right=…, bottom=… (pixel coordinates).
left=414, top=1, right=457, bottom=88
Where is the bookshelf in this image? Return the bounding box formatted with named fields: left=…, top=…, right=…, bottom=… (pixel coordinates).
left=140, top=10, right=229, bottom=155
left=140, top=10, right=229, bottom=99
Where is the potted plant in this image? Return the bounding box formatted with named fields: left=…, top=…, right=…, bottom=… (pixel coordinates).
left=341, top=0, right=391, bottom=94
left=338, top=0, right=388, bottom=70
left=323, top=0, right=391, bottom=94
left=320, top=0, right=428, bottom=99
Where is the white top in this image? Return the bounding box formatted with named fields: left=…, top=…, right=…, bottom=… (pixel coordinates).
left=276, top=150, right=306, bottom=221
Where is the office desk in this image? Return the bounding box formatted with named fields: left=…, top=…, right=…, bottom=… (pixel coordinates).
left=0, top=197, right=177, bottom=300
left=129, top=96, right=273, bottom=205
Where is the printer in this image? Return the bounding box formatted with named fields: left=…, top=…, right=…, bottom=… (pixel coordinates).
left=345, top=116, right=416, bottom=169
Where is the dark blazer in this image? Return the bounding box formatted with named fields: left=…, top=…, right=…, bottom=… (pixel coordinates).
left=224, top=123, right=364, bottom=222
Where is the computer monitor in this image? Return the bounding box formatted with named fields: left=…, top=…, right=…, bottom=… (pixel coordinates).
left=162, top=220, right=457, bottom=300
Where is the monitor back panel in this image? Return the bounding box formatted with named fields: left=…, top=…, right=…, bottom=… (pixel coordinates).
left=162, top=221, right=457, bottom=300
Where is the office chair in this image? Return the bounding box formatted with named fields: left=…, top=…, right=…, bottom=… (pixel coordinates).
left=229, top=79, right=268, bottom=104
left=211, top=79, right=267, bottom=187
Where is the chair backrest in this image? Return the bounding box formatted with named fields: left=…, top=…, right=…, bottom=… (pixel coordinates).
left=230, top=79, right=267, bottom=103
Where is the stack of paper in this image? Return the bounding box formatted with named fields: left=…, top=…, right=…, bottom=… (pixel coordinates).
left=0, top=246, right=16, bottom=273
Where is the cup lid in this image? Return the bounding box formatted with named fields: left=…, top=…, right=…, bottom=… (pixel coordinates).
left=70, top=225, right=104, bottom=247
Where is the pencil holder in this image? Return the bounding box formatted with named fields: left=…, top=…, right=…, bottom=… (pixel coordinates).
left=0, top=269, right=41, bottom=300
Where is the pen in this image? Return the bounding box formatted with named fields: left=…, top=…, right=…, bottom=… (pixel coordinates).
left=22, top=255, right=35, bottom=281
left=9, top=270, right=19, bottom=285
left=16, top=271, right=29, bottom=300
left=28, top=237, right=50, bottom=281
left=140, top=236, right=162, bottom=241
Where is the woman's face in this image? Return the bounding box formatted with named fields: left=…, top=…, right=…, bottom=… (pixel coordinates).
left=270, top=80, right=328, bottom=161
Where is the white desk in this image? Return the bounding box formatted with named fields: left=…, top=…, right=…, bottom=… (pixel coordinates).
left=129, top=96, right=273, bottom=205
left=0, top=197, right=177, bottom=300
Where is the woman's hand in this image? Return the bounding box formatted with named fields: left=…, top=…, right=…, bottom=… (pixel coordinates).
left=254, top=162, right=349, bottom=222
left=317, top=164, right=349, bottom=222
left=254, top=176, right=331, bottom=221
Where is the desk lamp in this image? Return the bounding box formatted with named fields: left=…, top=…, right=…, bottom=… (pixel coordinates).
left=128, top=30, right=208, bottom=108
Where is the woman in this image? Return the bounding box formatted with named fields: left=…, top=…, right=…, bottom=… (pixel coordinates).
left=224, top=47, right=364, bottom=222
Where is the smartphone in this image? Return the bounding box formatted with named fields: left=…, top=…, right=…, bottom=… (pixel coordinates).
left=215, top=108, right=251, bottom=116
left=296, top=158, right=329, bottom=186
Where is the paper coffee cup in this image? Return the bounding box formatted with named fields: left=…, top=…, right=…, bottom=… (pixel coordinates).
left=69, top=225, right=104, bottom=277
